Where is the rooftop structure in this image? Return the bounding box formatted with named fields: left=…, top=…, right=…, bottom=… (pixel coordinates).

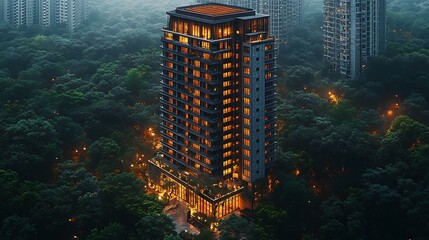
left=182, top=4, right=250, bottom=16
left=195, top=0, right=303, bottom=42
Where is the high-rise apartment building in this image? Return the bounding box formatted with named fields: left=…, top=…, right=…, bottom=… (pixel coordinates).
left=149, top=3, right=276, bottom=219
left=323, top=0, right=386, bottom=79
left=1, top=0, right=88, bottom=29
left=258, top=0, right=302, bottom=43
left=3, top=0, right=37, bottom=27
left=196, top=0, right=302, bottom=42
left=39, top=0, right=54, bottom=27
left=55, top=0, right=88, bottom=30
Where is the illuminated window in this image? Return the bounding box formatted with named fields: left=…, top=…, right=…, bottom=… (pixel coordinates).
left=223, top=89, right=232, bottom=96
left=244, top=87, right=250, bottom=95
left=244, top=158, right=250, bottom=167
left=223, top=134, right=232, bottom=141
left=193, top=70, right=201, bottom=77
left=244, top=117, right=250, bottom=125
left=244, top=107, right=250, bottom=115
left=223, top=81, right=232, bottom=87
left=223, top=142, right=232, bottom=149
left=265, top=44, right=273, bottom=51
left=223, top=168, right=232, bottom=176
left=220, top=41, right=229, bottom=49
left=203, top=53, right=210, bottom=60
left=265, top=72, right=273, bottom=78
left=202, top=41, right=210, bottom=49
left=244, top=128, right=250, bottom=136
left=204, top=73, right=212, bottom=81
left=202, top=26, right=211, bottom=39
left=243, top=97, right=250, bottom=105
left=192, top=24, right=200, bottom=37
left=223, top=52, right=232, bottom=59
left=194, top=89, right=200, bottom=97
left=223, top=98, right=232, bottom=105
left=165, top=32, right=173, bottom=40
left=244, top=138, right=250, bottom=146
left=223, top=116, right=232, bottom=123
left=203, top=139, right=211, bottom=146
left=244, top=67, right=250, bottom=74
left=223, top=151, right=232, bottom=158
left=223, top=26, right=232, bottom=36
left=243, top=56, right=250, bottom=63
left=192, top=142, right=200, bottom=150
left=193, top=60, right=201, bottom=67
left=243, top=149, right=250, bottom=157
left=223, top=159, right=232, bottom=166
left=223, top=125, right=232, bottom=132
left=193, top=98, right=200, bottom=106
left=179, top=36, right=188, bottom=44
left=223, top=63, right=232, bottom=69
left=223, top=72, right=232, bottom=78
left=193, top=116, right=199, bottom=123
left=223, top=107, right=232, bottom=114
left=244, top=77, right=250, bottom=85
left=243, top=169, right=250, bottom=177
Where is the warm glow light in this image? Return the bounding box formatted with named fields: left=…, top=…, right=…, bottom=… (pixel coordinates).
left=294, top=169, right=300, bottom=176
left=328, top=91, right=339, bottom=104
left=387, top=110, right=394, bottom=116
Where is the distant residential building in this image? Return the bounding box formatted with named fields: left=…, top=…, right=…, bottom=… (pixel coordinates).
left=54, top=0, right=89, bottom=30
left=196, top=0, right=302, bottom=42
left=323, top=0, right=386, bottom=79
left=258, top=0, right=302, bottom=43
left=1, top=0, right=89, bottom=30
left=3, top=0, right=37, bottom=27
left=39, top=0, right=54, bottom=27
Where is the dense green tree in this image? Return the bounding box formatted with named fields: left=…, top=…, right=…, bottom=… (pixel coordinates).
left=87, top=223, right=127, bottom=240
left=0, top=215, right=37, bottom=240
left=134, top=212, right=176, bottom=240
left=218, top=214, right=268, bottom=240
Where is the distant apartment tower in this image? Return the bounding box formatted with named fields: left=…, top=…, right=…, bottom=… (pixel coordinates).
left=55, top=0, right=88, bottom=30
left=196, top=0, right=302, bottom=42
left=39, top=0, right=54, bottom=27
left=1, top=0, right=88, bottom=29
left=323, top=0, right=386, bottom=79
left=258, top=0, right=302, bottom=43
left=3, top=0, right=37, bottom=27
left=149, top=3, right=276, bottom=218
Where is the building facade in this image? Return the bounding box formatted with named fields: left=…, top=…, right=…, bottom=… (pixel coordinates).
left=55, top=0, right=89, bottom=30
left=195, top=0, right=302, bottom=42
left=323, top=0, right=386, bottom=79
left=149, top=3, right=276, bottom=219
left=3, top=0, right=37, bottom=27
left=1, top=0, right=88, bottom=29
